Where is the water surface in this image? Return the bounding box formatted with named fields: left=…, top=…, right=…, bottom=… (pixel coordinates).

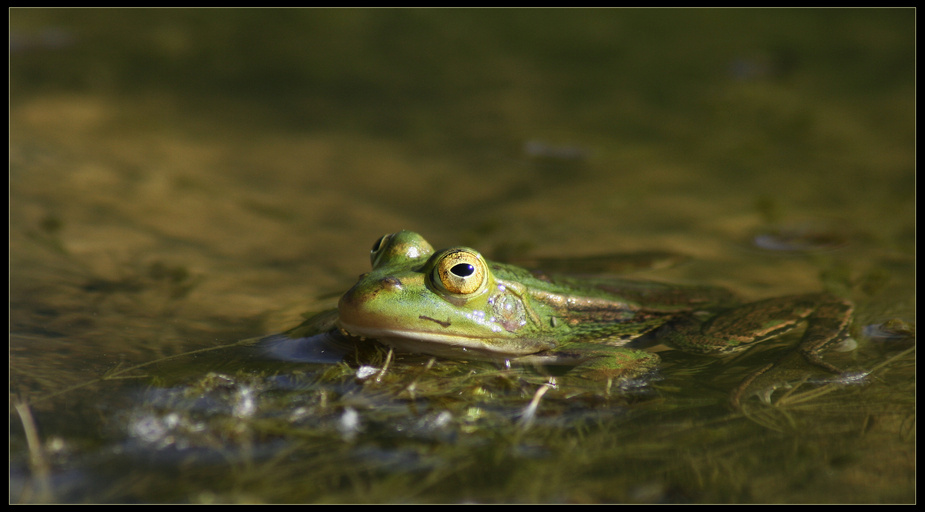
left=10, top=8, right=914, bottom=503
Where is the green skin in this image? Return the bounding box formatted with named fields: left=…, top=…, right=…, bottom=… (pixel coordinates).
left=304, top=231, right=854, bottom=403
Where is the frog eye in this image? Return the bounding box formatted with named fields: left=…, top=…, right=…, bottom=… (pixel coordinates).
left=370, top=233, right=392, bottom=267
left=434, top=249, right=486, bottom=295
left=370, top=231, right=435, bottom=268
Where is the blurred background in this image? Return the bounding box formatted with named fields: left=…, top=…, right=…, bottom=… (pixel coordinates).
left=10, top=8, right=914, bottom=503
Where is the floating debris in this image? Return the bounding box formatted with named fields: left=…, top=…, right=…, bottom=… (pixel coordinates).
left=752, top=221, right=850, bottom=252
left=337, top=407, right=361, bottom=441
left=355, top=365, right=379, bottom=380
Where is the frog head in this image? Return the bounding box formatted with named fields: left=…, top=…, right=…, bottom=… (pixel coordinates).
left=337, top=231, right=554, bottom=358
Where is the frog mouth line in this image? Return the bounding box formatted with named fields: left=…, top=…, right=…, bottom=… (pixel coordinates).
left=336, top=320, right=534, bottom=357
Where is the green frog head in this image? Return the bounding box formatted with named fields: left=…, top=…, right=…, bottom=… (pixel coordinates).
left=337, top=231, right=557, bottom=358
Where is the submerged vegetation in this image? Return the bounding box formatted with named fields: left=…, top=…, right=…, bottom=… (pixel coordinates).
left=13, top=321, right=915, bottom=502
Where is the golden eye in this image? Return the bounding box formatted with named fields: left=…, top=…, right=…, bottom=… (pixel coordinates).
left=434, top=249, right=486, bottom=295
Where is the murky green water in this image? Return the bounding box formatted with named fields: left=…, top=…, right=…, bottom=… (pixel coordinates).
left=10, top=8, right=914, bottom=503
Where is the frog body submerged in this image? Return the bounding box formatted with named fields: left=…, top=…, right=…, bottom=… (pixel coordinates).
left=295, top=231, right=855, bottom=403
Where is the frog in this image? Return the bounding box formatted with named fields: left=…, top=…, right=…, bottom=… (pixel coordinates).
left=287, top=231, right=855, bottom=406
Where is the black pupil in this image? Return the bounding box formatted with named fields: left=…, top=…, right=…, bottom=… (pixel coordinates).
left=450, top=263, right=475, bottom=277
